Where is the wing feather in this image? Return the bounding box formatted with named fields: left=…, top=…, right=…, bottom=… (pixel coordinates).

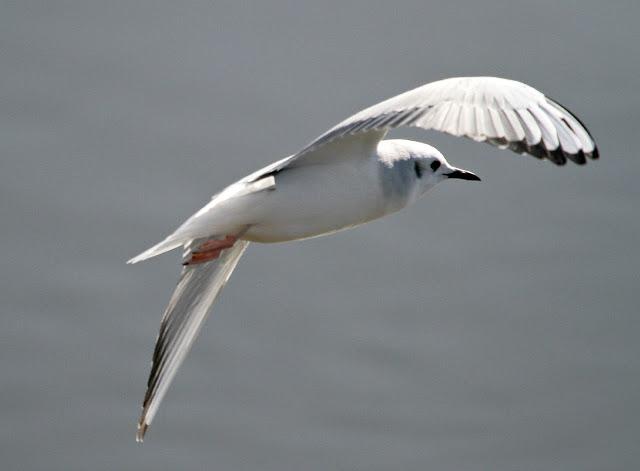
left=481, top=106, right=499, bottom=139
left=471, top=105, right=486, bottom=142
left=443, top=102, right=463, bottom=136
left=136, top=240, right=250, bottom=442
left=269, top=77, right=598, bottom=172
left=500, top=108, right=526, bottom=142
left=529, top=105, right=560, bottom=150
left=433, top=101, right=453, bottom=130
left=515, top=108, right=542, bottom=146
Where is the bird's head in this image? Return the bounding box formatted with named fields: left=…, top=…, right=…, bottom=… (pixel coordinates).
left=378, top=139, right=481, bottom=201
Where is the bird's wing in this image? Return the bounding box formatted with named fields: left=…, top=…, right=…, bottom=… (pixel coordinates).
left=242, top=129, right=387, bottom=183
left=255, top=76, right=597, bottom=178
left=136, top=240, right=250, bottom=442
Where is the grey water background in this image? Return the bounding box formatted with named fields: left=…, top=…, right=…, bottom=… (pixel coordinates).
left=2, top=1, right=639, bottom=469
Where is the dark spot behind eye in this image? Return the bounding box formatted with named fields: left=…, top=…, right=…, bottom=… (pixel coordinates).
left=430, top=160, right=441, bottom=171
left=414, top=161, right=423, bottom=179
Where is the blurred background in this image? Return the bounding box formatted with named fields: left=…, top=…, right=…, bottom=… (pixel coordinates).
left=2, top=1, right=638, bottom=470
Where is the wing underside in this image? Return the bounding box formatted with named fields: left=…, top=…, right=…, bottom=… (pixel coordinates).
left=271, top=77, right=598, bottom=174
left=136, top=240, right=250, bottom=442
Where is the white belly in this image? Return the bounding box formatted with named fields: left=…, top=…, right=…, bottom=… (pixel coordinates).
left=241, top=160, right=392, bottom=243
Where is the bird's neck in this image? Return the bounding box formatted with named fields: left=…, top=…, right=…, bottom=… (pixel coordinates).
left=376, top=157, right=420, bottom=214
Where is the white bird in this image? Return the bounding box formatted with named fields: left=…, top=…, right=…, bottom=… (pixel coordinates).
left=129, top=76, right=598, bottom=441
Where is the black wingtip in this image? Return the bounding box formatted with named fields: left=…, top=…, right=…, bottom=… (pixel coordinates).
left=567, top=149, right=587, bottom=165
left=546, top=96, right=599, bottom=163
left=548, top=147, right=567, bottom=166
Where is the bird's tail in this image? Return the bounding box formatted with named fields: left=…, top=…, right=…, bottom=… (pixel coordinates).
left=127, top=236, right=184, bottom=264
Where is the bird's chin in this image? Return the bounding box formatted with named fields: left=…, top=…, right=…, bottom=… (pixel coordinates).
left=417, top=181, right=439, bottom=197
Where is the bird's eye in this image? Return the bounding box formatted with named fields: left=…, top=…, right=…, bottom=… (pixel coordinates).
left=430, top=160, right=441, bottom=172
left=414, top=161, right=423, bottom=179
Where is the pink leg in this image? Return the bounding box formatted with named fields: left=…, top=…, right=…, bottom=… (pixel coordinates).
left=184, top=236, right=238, bottom=265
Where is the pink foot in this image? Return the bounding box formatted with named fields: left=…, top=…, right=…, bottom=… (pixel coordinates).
left=184, top=236, right=238, bottom=265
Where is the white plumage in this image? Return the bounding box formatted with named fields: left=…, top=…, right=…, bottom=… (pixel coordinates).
left=290, top=77, right=596, bottom=165
left=130, top=76, right=597, bottom=441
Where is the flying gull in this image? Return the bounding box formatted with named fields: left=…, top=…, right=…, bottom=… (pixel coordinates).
left=128, top=76, right=598, bottom=441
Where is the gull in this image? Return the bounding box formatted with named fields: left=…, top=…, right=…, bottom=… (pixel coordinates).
left=128, top=76, right=598, bottom=441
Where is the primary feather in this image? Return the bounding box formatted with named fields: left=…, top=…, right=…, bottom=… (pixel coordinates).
left=136, top=240, right=250, bottom=442
left=255, top=76, right=597, bottom=179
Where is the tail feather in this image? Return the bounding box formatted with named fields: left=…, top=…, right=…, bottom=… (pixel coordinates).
left=127, top=237, right=184, bottom=264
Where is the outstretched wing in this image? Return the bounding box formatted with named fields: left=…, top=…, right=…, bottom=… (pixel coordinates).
left=136, top=240, right=250, bottom=442
left=261, top=76, right=598, bottom=177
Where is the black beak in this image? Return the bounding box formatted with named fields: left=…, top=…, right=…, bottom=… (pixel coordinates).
left=445, top=169, right=481, bottom=181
